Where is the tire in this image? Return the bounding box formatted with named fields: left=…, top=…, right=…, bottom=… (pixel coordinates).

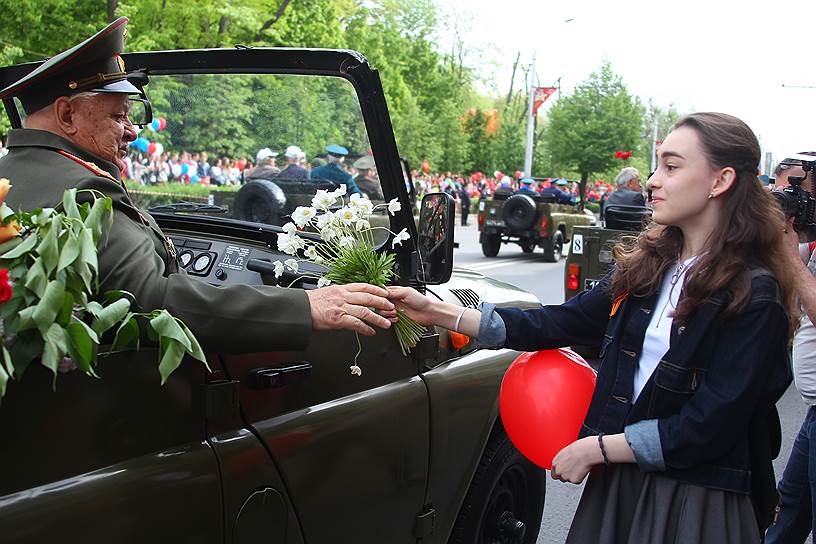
left=482, top=234, right=501, bottom=257
left=542, top=231, right=564, bottom=263
left=450, top=427, right=546, bottom=544
left=519, top=239, right=535, bottom=254
left=233, top=179, right=286, bottom=224
left=502, top=195, right=537, bottom=231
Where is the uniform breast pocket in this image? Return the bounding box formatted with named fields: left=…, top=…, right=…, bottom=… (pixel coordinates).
left=653, top=362, right=704, bottom=395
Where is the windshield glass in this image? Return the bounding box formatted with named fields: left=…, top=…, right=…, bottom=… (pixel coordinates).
left=125, top=73, right=389, bottom=245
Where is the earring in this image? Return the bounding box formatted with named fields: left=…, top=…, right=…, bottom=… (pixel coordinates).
left=708, top=192, right=715, bottom=199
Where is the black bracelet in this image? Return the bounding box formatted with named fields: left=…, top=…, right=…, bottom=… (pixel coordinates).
left=598, top=433, right=610, bottom=465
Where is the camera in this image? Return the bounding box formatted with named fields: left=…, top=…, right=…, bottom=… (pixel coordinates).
left=772, top=153, right=816, bottom=240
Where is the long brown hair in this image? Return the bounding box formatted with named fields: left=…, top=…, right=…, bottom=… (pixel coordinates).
left=610, top=112, right=798, bottom=332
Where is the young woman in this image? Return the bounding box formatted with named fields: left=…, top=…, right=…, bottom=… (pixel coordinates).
left=389, top=112, right=797, bottom=543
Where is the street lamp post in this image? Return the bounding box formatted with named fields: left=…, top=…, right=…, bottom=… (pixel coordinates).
left=523, top=51, right=536, bottom=178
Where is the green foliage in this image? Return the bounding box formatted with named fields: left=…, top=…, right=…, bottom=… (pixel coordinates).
left=0, top=189, right=208, bottom=401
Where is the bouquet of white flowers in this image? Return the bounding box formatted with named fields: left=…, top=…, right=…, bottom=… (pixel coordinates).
left=274, top=186, right=426, bottom=374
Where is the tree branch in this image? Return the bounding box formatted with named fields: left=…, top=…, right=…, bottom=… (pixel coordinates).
left=254, top=0, right=293, bottom=42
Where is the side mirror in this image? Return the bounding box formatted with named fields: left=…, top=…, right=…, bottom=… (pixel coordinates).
left=416, top=192, right=455, bottom=284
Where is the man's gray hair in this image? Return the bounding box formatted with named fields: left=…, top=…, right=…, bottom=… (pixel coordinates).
left=615, top=167, right=641, bottom=187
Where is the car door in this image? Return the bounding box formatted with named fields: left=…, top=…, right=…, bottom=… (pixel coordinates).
left=0, top=352, right=222, bottom=543
left=120, top=49, right=431, bottom=543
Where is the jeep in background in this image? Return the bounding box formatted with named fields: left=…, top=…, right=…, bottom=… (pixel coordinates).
left=478, top=189, right=595, bottom=261
left=0, top=48, right=548, bottom=544
left=563, top=204, right=653, bottom=300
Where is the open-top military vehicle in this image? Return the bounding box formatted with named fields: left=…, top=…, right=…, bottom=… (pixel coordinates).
left=0, top=47, right=547, bottom=544
left=478, top=188, right=595, bottom=262
left=563, top=203, right=652, bottom=300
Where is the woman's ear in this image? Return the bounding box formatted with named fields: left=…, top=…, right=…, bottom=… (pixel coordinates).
left=711, top=166, right=737, bottom=199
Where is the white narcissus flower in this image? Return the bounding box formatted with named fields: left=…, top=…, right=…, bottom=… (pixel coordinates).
left=304, top=245, right=319, bottom=261
left=387, top=198, right=401, bottom=215
left=337, top=207, right=357, bottom=226
left=311, top=190, right=336, bottom=211
left=273, top=260, right=285, bottom=278
left=320, top=226, right=337, bottom=241
left=316, top=211, right=335, bottom=230
left=391, top=228, right=410, bottom=248
left=317, top=277, right=331, bottom=288
left=282, top=222, right=297, bottom=235
left=357, top=198, right=374, bottom=218
left=339, top=235, right=356, bottom=249
left=277, top=233, right=304, bottom=255
left=349, top=365, right=362, bottom=376
left=355, top=219, right=370, bottom=231
left=333, top=184, right=348, bottom=197
left=292, top=206, right=317, bottom=227
left=284, top=258, right=299, bottom=273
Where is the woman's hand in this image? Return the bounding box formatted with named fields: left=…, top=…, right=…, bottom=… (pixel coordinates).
left=551, top=436, right=603, bottom=484
left=386, top=286, right=438, bottom=326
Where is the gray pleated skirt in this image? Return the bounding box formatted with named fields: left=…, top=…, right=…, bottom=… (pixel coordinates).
left=565, top=464, right=759, bottom=544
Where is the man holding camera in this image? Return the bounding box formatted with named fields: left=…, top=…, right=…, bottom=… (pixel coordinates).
left=766, top=152, right=816, bottom=543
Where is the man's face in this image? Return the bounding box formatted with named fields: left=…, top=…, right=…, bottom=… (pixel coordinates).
left=72, top=94, right=137, bottom=171
left=627, top=177, right=642, bottom=191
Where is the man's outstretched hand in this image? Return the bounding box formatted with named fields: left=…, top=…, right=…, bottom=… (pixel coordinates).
left=306, top=283, right=397, bottom=336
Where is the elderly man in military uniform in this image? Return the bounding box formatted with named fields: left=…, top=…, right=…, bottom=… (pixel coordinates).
left=352, top=155, right=382, bottom=200
left=0, top=17, right=396, bottom=354
left=311, top=144, right=362, bottom=195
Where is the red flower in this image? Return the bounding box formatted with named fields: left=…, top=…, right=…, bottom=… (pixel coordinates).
left=0, top=268, right=12, bottom=303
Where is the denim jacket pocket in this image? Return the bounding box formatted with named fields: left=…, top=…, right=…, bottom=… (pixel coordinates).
left=653, top=361, right=705, bottom=394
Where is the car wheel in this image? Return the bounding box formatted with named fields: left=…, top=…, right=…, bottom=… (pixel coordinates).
left=482, top=234, right=501, bottom=257
left=233, top=179, right=286, bottom=224
left=450, top=427, right=546, bottom=544
left=542, top=231, right=563, bottom=263
left=519, top=239, right=535, bottom=254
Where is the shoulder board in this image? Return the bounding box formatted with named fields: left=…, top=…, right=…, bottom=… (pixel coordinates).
left=54, top=149, right=120, bottom=183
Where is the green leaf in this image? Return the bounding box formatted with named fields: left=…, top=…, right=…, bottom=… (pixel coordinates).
left=66, top=317, right=98, bottom=375
left=178, top=320, right=207, bottom=365
left=0, top=347, right=9, bottom=400
left=149, top=309, right=192, bottom=351
left=16, top=306, right=36, bottom=332
left=9, top=334, right=41, bottom=378
left=41, top=323, right=67, bottom=377
left=36, top=208, right=54, bottom=225
left=0, top=231, right=36, bottom=259
left=32, top=280, right=65, bottom=335
left=103, top=290, right=136, bottom=305
left=79, top=228, right=98, bottom=275
left=91, top=297, right=131, bottom=336
left=23, top=257, right=47, bottom=298
left=56, top=291, right=74, bottom=327
left=85, top=301, right=104, bottom=318
left=0, top=202, right=15, bottom=223
left=158, top=338, right=185, bottom=385
left=36, top=218, right=60, bottom=273
left=111, top=314, right=140, bottom=352
left=83, top=197, right=109, bottom=241
left=0, top=235, right=22, bottom=256
left=57, top=231, right=81, bottom=271
left=62, top=188, right=81, bottom=220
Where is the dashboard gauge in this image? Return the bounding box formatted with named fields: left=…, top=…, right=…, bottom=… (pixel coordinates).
left=178, top=250, right=194, bottom=268
left=192, top=253, right=212, bottom=273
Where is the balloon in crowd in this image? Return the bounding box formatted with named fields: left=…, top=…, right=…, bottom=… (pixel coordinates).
left=421, top=159, right=431, bottom=174
left=500, top=348, right=596, bottom=469
left=149, top=117, right=167, bottom=132
left=130, top=137, right=150, bottom=153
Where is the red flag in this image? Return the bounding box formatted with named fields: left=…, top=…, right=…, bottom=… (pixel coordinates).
left=532, top=87, right=557, bottom=114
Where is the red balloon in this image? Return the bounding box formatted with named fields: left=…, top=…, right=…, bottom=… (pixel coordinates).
left=158, top=117, right=167, bottom=131
left=147, top=142, right=157, bottom=155
left=500, top=348, right=596, bottom=469
left=514, top=170, right=522, bottom=179
left=236, top=159, right=247, bottom=171
left=421, top=159, right=431, bottom=174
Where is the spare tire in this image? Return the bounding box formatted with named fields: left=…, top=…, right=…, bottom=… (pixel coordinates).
left=502, top=195, right=537, bottom=231
left=234, top=179, right=286, bottom=224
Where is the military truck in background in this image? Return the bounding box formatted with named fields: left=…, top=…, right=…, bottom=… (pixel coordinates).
left=563, top=204, right=653, bottom=300
left=477, top=190, right=595, bottom=262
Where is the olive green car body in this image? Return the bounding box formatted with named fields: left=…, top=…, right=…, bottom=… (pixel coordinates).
left=0, top=48, right=547, bottom=543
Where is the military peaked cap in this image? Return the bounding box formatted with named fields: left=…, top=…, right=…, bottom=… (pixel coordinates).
left=0, top=17, right=145, bottom=114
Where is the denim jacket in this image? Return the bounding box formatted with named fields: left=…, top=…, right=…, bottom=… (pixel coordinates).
left=489, top=269, right=791, bottom=494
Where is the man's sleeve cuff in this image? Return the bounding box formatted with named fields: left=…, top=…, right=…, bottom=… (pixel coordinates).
left=624, top=419, right=665, bottom=471
left=477, top=301, right=507, bottom=348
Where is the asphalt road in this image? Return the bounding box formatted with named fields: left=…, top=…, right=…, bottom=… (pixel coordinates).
left=451, top=222, right=811, bottom=544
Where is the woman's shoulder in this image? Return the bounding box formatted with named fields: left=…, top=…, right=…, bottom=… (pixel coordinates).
left=746, top=265, right=783, bottom=305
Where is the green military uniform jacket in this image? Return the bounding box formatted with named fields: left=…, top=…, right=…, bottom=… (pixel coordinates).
left=0, top=129, right=312, bottom=353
